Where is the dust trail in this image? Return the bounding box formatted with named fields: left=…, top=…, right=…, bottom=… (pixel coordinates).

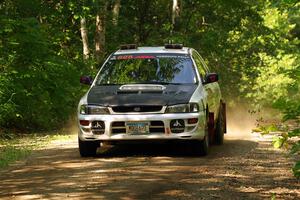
left=61, top=116, right=78, bottom=135
left=225, top=104, right=258, bottom=140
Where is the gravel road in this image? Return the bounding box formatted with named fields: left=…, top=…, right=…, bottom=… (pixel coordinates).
left=0, top=125, right=299, bottom=200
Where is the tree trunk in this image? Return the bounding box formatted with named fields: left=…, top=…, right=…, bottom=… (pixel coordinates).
left=136, top=1, right=150, bottom=43
left=112, top=0, right=121, bottom=26
left=80, top=17, right=90, bottom=60
left=172, top=0, right=180, bottom=33
left=95, top=2, right=107, bottom=62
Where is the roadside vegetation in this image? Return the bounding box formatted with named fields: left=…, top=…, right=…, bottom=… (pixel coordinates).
left=0, top=0, right=299, bottom=176
left=255, top=114, right=300, bottom=178
left=0, top=131, right=75, bottom=169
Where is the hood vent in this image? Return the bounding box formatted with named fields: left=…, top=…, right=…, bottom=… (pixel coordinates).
left=119, top=84, right=166, bottom=92
left=117, top=90, right=163, bottom=94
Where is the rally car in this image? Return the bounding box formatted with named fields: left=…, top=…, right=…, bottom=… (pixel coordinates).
left=78, top=44, right=226, bottom=157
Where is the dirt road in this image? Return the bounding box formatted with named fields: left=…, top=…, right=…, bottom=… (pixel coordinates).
left=0, top=126, right=299, bottom=199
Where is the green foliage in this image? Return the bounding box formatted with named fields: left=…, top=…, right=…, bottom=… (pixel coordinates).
left=293, top=161, right=300, bottom=178
left=288, top=128, right=300, bottom=138
left=247, top=1, right=300, bottom=178
left=0, top=2, right=85, bottom=130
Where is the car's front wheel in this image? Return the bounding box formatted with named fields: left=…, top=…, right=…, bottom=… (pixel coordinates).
left=78, top=137, right=99, bottom=157
left=193, top=115, right=209, bottom=156
left=198, top=134, right=209, bottom=156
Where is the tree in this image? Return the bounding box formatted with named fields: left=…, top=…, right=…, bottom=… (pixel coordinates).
left=172, top=0, right=180, bottom=33
left=95, top=1, right=108, bottom=62
left=112, top=0, right=121, bottom=26
left=80, top=17, right=90, bottom=60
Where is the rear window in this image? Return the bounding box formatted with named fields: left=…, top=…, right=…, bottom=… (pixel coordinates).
left=95, top=54, right=197, bottom=85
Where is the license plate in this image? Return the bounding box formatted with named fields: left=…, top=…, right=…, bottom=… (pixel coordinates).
left=126, top=122, right=150, bottom=135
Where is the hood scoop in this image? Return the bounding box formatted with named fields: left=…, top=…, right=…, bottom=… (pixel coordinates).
left=118, top=84, right=166, bottom=94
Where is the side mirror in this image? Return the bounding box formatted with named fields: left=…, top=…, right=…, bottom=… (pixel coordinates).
left=204, top=73, right=218, bottom=84
left=80, top=76, right=93, bottom=85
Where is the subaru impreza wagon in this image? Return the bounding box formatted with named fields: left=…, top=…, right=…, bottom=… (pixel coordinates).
left=78, top=44, right=226, bottom=157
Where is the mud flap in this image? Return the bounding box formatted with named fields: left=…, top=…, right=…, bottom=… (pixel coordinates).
left=208, top=112, right=215, bottom=143
left=222, top=102, right=227, bottom=133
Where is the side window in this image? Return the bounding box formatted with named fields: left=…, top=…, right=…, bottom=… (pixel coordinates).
left=192, top=50, right=209, bottom=81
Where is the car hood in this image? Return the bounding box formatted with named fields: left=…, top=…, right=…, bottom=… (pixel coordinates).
left=87, top=84, right=198, bottom=106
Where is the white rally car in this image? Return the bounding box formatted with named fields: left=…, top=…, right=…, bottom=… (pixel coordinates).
left=78, top=44, right=226, bottom=157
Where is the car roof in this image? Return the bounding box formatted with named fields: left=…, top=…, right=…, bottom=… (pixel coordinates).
left=113, top=46, right=190, bottom=55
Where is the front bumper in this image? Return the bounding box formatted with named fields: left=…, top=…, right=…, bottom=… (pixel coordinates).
left=78, top=112, right=206, bottom=142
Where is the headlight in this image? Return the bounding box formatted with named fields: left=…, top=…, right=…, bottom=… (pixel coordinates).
left=79, top=105, right=110, bottom=115
left=165, top=103, right=199, bottom=113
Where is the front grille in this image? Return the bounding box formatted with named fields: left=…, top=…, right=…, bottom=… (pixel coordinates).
left=149, top=121, right=164, bottom=133
left=112, top=106, right=163, bottom=113
left=111, top=121, right=164, bottom=134
left=111, top=121, right=126, bottom=134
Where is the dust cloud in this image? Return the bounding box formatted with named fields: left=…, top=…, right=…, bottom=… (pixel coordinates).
left=61, top=116, right=78, bottom=135
left=225, top=104, right=258, bottom=140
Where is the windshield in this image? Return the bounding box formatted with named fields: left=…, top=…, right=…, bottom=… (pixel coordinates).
left=95, top=54, right=197, bottom=85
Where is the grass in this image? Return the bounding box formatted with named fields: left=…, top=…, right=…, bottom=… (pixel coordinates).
left=0, top=131, right=74, bottom=169
left=0, top=146, right=31, bottom=168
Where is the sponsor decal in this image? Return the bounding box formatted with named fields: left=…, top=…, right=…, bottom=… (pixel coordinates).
left=116, top=55, right=155, bottom=60
left=117, top=55, right=134, bottom=60
left=113, top=55, right=189, bottom=60
left=134, top=55, right=155, bottom=59
left=156, top=55, right=189, bottom=58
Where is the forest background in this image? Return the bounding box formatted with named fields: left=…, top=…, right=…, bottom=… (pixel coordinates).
left=0, top=0, right=299, bottom=175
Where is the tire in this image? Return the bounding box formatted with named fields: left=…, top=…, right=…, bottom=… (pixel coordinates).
left=78, top=137, right=99, bottom=157
left=193, top=114, right=210, bottom=156
left=198, top=134, right=209, bottom=156
left=214, top=103, right=225, bottom=145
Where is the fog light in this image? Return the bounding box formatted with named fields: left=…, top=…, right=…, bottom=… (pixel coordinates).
left=170, top=119, right=185, bottom=133
left=91, top=121, right=105, bottom=134
left=188, top=118, right=198, bottom=124
left=80, top=120, right=90, bottom=126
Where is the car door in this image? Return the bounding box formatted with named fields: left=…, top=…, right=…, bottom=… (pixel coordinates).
left=191, top=50, right=221, bottom=119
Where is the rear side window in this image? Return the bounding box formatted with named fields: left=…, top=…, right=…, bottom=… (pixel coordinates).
left=96, top=54, right=197, bottom=85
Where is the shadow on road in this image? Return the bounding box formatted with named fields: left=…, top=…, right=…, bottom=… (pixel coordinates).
left=0, top=137, right=299, bottom=200
left=96, top=139, right=257, bottom=158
